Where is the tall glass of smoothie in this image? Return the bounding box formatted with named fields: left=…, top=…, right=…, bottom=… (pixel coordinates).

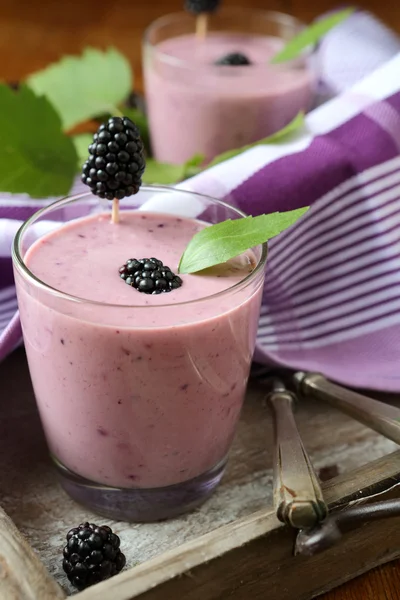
left=12, top=187, right=267, bottom=522
left=143, top=8, right=316, bottom=164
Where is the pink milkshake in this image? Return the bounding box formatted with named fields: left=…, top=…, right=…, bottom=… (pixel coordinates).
left=13, top=188, right=267, bottom=521
left=144, top=9, right=315, bottom=164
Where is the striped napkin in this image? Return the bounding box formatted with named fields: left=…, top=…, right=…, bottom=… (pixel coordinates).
left=1, top=11, right=400, bottom=392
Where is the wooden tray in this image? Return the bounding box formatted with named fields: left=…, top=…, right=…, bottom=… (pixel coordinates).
left=2, top=348, right=400, bottom=600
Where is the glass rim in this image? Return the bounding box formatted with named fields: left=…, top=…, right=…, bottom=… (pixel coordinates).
left=143, top=7, right=311, bottom=70
left=12, top=186, right=268, bottom=310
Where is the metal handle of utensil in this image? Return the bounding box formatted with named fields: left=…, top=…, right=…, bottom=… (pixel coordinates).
left=295, top=498, right=400, bottom=556
left=294, top=372, right=400, bottom=445
left=267, top=380, right=328, bottom=529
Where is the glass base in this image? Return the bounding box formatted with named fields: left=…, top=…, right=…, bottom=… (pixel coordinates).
left=53, top=455, right=227, bottom=522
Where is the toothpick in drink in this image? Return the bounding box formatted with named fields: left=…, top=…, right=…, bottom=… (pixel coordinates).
left=196, top=12, right=208, bottom=39
left=111, top=198, right=120, bottom=224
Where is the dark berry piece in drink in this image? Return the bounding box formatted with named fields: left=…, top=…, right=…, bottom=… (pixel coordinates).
left=118, top=257, right=183, bottom=294
left=215, top=52, right=252, bottom=66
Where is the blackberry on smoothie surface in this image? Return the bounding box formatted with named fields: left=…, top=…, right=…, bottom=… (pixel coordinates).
left=119, top=257, right=183, bottom=295
left=215, top=52, right=252, bottom=66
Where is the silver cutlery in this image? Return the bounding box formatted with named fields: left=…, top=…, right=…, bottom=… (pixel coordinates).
left=266, top=378, right=328, bottom=529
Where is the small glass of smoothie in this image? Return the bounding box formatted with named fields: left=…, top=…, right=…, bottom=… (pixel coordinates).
left=143, top=7, right=316, bottom=164
left=12, top=187, right=267, bottom=522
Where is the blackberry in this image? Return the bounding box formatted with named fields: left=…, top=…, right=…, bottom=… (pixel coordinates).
left=184, top=0, right=220, bottom=15
left=119, top=257, right=183, bottom=295
left=124, top=91, right=146, bottom=114
left=62, top=522, right=126, bottom=590
left=215, top=52, right=252, bottom=66
left=81, top=116, right=146, bottom=200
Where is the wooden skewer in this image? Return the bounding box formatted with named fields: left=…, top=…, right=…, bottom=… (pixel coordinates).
left=196, top=13, right=208, bottom=40
left=111, top=198, right=120, bottom=224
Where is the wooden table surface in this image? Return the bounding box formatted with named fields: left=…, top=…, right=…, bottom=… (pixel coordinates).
left=1, top=0, right=400, bottom=598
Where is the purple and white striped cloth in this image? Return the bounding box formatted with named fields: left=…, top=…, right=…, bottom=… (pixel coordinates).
left=1, top=11, right=400, bottom=392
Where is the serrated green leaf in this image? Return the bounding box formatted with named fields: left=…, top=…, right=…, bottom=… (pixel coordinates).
left=27, top=47, right=132, bottom=130
left=207, top=112, right=305, bottom=168
left=179, top=207, right=309, bottom=274
left=271, top=8, right=354, bottom=64
left=72, top=133, right=93, bottom=170
left=0, top=84, right=77, bottom=198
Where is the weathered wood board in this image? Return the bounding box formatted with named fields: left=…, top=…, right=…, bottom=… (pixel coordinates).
left=1, top=348, right=399, bottom=599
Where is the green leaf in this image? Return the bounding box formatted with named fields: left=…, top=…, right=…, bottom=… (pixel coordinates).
left=271, top=8, right=355, bottom=64
left=143, top=113, right=303, bottom=185
left=72, top=133, right=93, bottom=170
left=183, top=153, right=205, bottom=177
left=0, top=84, right=77, bottom=198
left=207, top=111, right=306, bottom=167
left=143, top=158, right=186, bottom=185
left=27, top=47, right=132, bottom=131
left=143, top=154, right=205, bottom=185
left=178, top=207, right=309, bottom=274
left=185, top=154, right=205, bottom=168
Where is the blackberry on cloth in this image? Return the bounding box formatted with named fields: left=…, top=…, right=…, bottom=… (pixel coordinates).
left=62, top=522, right=126, bottom=590
left=81, top=116, right=146, bottom=200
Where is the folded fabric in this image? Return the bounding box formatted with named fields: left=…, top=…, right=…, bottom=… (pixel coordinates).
left=182, top=53, right=400, bottom=392
left=1, top=11, right=400, bottom=393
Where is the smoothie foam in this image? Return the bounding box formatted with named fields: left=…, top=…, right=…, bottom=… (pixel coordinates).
left=17, top=211, right=264, bottom=489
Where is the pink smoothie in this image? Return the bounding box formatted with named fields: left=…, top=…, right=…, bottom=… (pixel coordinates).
left=144, top=32, right=315, bottom=164
left=16, top=211, right=264, bottom=489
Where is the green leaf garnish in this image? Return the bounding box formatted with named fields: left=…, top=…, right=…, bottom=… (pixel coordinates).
left=0, top=84, right=77, bottom=198
left=143, top=154, right=205, bottom=185
left=178, top=208, right=309, bottom=274
left=184, top=153, right=205, bottom=177
left=143, top=159, right=186, bottom=185
left=27, top=47, right=132, bottom=131
left=72, top=133, right=93, bottom=170
left=271, top=8, right=355, bottom=64
left=143, top=113, right=304, bottom=185
left=207, top=112, right=305, bottom=167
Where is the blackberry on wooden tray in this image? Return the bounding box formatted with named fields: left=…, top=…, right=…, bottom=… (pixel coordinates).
left=62, top=522, right=126, bottom=590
